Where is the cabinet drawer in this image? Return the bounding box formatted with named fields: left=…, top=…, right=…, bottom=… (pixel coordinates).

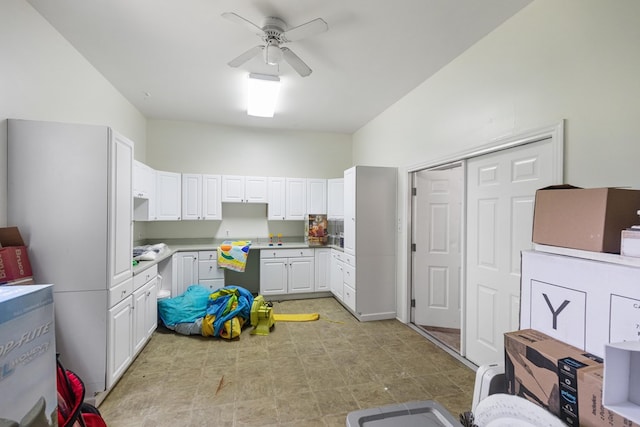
left=199, top=250, right=217, bottom=261
left=332, top=250, right=354, bottom=266
left=342, top=252, right=355, bottom=266
left=133, top=264, right=158, bottom=289
left=343, top=284, right=356, bottom=311
left=260, top=248, right=314, bottom=259
left=199, top=260, right=224, bottom=279
left=343, top=263, right=356, bottom=288
left=200, top=278, right=225, bottom=291
left=109, top=277, right=134, bottom=307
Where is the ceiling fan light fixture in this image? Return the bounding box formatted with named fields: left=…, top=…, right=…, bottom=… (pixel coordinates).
left=247, top=73, right=280, bottom=118
left=264, top=43, right=283, bottom=65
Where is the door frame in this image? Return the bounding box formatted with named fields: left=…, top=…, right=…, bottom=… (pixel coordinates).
left=405, top=121, right=564, bottom=360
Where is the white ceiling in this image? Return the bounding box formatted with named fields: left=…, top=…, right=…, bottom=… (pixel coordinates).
left=27, top=0, right=532, bottom=134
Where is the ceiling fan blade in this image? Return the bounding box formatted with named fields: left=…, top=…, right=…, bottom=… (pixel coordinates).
left=228, top=45, right=264, bottom=68
left=281, top=18, right=328, bottom=42
left=221, top=12, right=265, bottom=36
left=281, top=47, right=312, bottom=77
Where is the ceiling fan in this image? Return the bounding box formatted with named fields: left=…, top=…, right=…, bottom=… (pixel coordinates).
left=222, top=12, right=328, bottom=77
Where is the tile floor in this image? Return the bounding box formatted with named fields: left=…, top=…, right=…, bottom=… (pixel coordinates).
left=99, top=297, right=476, bottom=426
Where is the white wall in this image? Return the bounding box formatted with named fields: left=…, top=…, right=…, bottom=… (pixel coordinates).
left=352, top=0, right=640, bottom=322
left=0, top=0, right=147, bottom=227
left=143, top=119, right=352, bottom=240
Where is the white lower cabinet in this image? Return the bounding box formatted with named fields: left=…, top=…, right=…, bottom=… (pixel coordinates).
left=314, top=248, right=331, bottom=292
left=330, top=249, right=356, bottom=310
left=198, top=250, right=225, bottom=290
left=107, top=296, right=133, bottom=388
left=132, top=264, right=158, bottom=355
left=260, top=249, right=315, bottom=295
left=108, top=265, right=158, bottom=389
left=173, top=251, right=198, bottom=296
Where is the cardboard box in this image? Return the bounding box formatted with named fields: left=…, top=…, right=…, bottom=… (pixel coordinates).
left=580, top=365, right=637, bottom=427
left=603, top=341, right=640, bottom=424
left=0, top=285, right=57, bottom=426
left=532, top=185, right=640, bottom=253
left=505, top=329, right=604, bottom=426
left=0, top=227, right=33, bottom=284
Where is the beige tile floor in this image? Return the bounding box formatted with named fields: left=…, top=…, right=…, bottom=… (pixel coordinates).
left=99, top=297, right=476, bottom=426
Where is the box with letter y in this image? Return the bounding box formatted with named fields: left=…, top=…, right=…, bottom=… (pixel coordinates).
left=0, top=227, right=33, bottom=285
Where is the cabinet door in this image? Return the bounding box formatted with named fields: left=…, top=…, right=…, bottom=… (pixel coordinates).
left=202, top=174, right=222, bottom=219
left=288, top=257, right=315, bottom=293
left=145, top=277, right=158, bottom=338
left=343, top=167, right=356, bottom=255
left=182, top=173, right=203, bottom=220
left=156, top=171, right=182, bottom=220
left=110, top=131, right=133, bottom=287
left=307, top=178, right=327, bottom=215
left=260, top=258, right=287, bottom=295
left=314, top=248, right=331, bottom=292
left=330, top=253, right=344, bottom=300
left=107, top=296, right=133, bottom=388
left=132, top=285, right=148, bottom=355
left=133, top=160, right=147, bottom=198
left=245, top=176, right=268, bottom=203
left=327, top=178, right=344, bottom=220
left=268, top=177, right=286, bottom=220
left=134, top=165, right=156, bottom=221
left=175, top=252, right=198, bottom=296
left=222, top=175, right=245, bottom=202
left=286, top=178, right=307, bottom=220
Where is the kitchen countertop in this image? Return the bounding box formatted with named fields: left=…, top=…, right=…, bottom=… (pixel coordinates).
left=132, top=240, right=343, bottom=275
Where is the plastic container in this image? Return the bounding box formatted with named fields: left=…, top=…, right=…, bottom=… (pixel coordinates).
left=346, top=400, right=461, bottom=427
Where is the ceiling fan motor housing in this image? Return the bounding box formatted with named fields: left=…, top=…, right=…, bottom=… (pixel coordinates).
left=261, top=17, right=286, bottom=65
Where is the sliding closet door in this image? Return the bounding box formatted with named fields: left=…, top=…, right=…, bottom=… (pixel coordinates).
left=465, top=138, right=556, bottom=366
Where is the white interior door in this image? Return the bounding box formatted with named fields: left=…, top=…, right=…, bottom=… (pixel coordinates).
left=465, top=138, right=556, bottom=366
left=412, top=166, right=463, bottom=329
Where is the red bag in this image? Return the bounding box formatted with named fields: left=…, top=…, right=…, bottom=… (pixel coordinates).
left=57, top=356, right=108, bottom=427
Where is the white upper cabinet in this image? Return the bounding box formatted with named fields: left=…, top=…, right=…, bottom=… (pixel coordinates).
left=327, top=178, right=344, bottom=220
left=133, top=160, right=154, bottom=199
left=155, top=170, right=182, bottom=220
left=244, top=176, right=268, bottom=203
left=268, top=177, right=286, bottom=220
left=222, top=175, right=267, bottom=203
left=343, top=167, right=356, bottom=255
left=307, top=178, right=327, bottom=215
left=202, top=174, right=223, bottom=219
left=133, top=163, right=156, bottom=221
left=269, top=177, right=308, bottom=220
left=285, top=178, right=307, bottom=220
left=182, top=173, right=202, bottom=220
left=182, top=174, right=222, bottom=220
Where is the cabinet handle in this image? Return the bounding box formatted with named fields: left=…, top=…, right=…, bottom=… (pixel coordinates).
left=121, top=290, right=127, bottom=296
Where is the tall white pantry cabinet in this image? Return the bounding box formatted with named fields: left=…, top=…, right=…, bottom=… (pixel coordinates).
left=335, top=166, right=397, bottom=321
left=7, top=119, right=134, bottom=400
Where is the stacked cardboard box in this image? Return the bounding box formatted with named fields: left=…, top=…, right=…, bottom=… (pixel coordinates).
left=532, top=185, right=640, bottom=253
left=0, top=227, right=33, bottom=285
left=505, top=329, right=636, bottom=427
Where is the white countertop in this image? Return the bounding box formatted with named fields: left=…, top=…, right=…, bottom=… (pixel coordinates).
left=132, top=240, right=343, bottom=275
